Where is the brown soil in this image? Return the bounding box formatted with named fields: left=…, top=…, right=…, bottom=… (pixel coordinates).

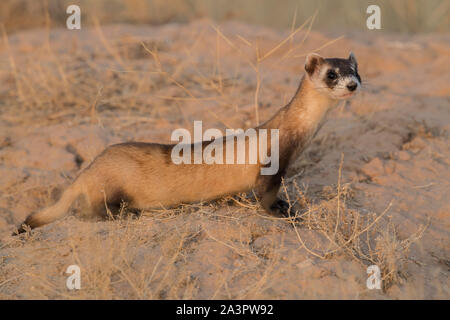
left=0, top=20, right=448, bottom=299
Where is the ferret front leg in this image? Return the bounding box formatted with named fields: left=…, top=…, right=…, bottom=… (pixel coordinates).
left=255, top=175, right=290, bottom=218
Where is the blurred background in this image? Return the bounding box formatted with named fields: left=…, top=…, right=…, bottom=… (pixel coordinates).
left=1, top=0, right=449, bottom=34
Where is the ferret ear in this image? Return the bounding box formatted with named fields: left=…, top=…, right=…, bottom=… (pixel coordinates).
left=305, top=53, right=324, bottom=76
left=348, top=51, right=358, bottom=67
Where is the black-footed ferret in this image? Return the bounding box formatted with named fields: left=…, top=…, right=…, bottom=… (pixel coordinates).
left=15, top=52, right=361, bottom=234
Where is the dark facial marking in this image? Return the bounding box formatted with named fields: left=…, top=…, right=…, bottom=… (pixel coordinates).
left=324, top=69, right=339, bottom=88
left=355, top=70, right=361, bottom=84
left=327, top=70, right=337, bottom=80
left=322, top=58, right=362, bottom=89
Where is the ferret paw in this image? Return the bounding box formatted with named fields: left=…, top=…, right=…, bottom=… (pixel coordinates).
left=270, top=199, right=289, bottom=215
left=269, top=199, right=292, bottom=217
left=269, top=199, right=303, bottom=222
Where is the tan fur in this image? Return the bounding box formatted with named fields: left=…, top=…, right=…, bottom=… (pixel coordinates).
left=15, top=54, right=354, bottom=234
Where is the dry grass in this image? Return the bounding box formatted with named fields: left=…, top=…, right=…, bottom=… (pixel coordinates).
left=280, top=155, right=429, bottom=291
left=1, top=0, right=449, bottom=33
left=0, top=164, right=428, bottom=298
left=0, top=11, right=447, bottom=299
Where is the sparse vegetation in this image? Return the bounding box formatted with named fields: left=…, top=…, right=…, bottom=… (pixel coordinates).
left=0, top=3, right=448, bottom=299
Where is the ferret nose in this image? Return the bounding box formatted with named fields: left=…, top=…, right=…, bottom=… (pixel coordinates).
left=347, top=81, right=357, bottom=92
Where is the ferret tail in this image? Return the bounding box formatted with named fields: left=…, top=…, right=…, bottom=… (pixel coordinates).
left=14, top=176, right=86, bottom=234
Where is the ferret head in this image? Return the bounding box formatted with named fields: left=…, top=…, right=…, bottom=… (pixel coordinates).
left=305, top=52, right=361, bottom=100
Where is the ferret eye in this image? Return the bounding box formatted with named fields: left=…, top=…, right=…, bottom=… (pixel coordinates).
left=327, top=71, right=337, bottom=80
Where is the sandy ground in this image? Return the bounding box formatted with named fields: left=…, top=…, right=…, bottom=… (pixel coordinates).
left=0, top=20, right=449, bottom=299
